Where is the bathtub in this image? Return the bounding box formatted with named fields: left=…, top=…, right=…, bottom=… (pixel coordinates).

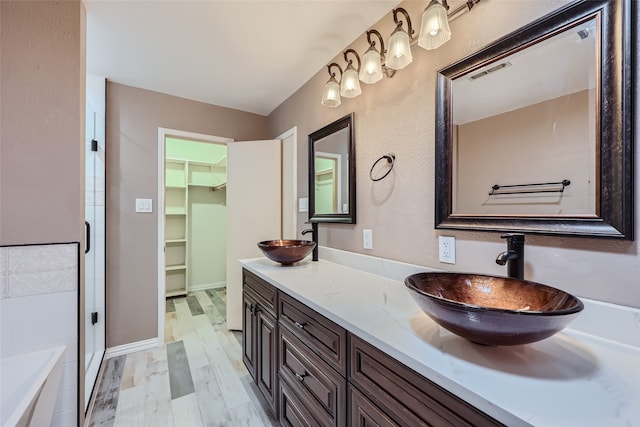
left=1, top=346, right=65, bottom=427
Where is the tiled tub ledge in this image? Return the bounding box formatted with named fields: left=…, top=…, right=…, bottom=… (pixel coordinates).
left=240, top=248, right=640, bottom=427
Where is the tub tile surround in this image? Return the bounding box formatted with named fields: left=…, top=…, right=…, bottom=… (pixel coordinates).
left=0, top=244, right=77, bottom=299
left=241, top=247, right=640, bottom=427
left=0, top=243, right=79, bottom=427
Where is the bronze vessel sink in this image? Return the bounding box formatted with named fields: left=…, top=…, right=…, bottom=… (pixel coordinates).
left=258, top=240, right=316, bottom=266
left=404, top=272, right=584, bottom=346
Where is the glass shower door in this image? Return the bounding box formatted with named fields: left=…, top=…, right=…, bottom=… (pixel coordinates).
left=84, top=76, right=106, bottom=410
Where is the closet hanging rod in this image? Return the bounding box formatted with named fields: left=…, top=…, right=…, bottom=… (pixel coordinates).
left=489, top=179, right=570, bottom=196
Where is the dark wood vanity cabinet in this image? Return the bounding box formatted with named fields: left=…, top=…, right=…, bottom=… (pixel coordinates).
left=241, top=269, right=503, bottom=426
left=279, top=303, right=347, bottom=427
left=279, top=292, right=348, bottom=375
left=242, top=289, right=258, bottom=379
left=242, top=270, right=278, bottom=415
left=348, top=385, right=397, bottom=427
left=349, top=335, right=503, bottom=427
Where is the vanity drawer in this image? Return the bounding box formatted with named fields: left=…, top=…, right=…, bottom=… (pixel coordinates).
left=279, top=375, right=322, bottom=427
left=280, top=327, right=346, bottom=427
left=349, top=335, right=503, bottom=427
left=243, top=269, right=277, bottom=316
left=348, top=385, right=396, bottom=427
left=279, top=292, right=347, bottom=375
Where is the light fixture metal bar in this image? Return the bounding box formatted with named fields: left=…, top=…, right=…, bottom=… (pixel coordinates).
left=448, top=0, right=480, bottom=22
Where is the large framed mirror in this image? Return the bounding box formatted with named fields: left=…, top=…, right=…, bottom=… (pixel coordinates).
left=309, top=113, right=356, bottom=223
left=435, top=0, right=632, bottom=239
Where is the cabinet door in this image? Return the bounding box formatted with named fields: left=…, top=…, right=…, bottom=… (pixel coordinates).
left=242, top=291, right=257, bottom=380
left=257, top=309, right=278, bottom=414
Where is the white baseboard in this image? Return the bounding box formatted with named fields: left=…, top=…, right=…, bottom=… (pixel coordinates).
left=105, top=338, right=159, bottom=359
left=189, top=281, right=226, bottom=292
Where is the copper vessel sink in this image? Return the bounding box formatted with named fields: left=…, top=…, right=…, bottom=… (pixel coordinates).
left=258, top=240, right=316, bottom=265
left=404, top=272, right=584, bottom=346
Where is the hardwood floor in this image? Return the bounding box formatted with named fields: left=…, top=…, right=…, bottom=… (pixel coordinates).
left=87, top=288, right=280, bottom=427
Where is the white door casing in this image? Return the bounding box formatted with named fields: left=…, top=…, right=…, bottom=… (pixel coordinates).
left=277, top=127, right=297, bottom=239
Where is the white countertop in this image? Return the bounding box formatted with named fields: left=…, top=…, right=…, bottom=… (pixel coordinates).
left=240, top=253, right=640, bottom=427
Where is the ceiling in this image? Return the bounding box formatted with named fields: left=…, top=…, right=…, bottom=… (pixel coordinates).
left=453, top=19, right=597, bottom=124
left=85, top=0, right=401, bottom=116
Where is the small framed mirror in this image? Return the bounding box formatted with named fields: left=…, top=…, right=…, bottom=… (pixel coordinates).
left=435, top=0, right=632, bottom=239
left=309, top=113, right=356, bottom=223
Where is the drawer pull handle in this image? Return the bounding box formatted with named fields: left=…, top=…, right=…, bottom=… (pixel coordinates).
left=294, top=372, right=308, bottom=382
left=249, top=304, right=261, bottom=315
left=294, top=321, right=306, bottom=329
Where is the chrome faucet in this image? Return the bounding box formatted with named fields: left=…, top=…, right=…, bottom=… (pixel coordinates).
left=301, top=222, right=318, bottom=261
left=496, top=233, right=525, bottom=280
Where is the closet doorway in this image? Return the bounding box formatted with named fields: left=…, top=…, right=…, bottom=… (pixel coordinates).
left=158, top=128, right=293, bottom=339
left=163, top=136, right=229, bottom=297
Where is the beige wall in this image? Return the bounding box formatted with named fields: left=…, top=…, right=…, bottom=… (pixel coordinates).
left=0, top=0, right=88, bottom=421
left=0, top=1, right=85, bottom=246
left=106, top=83, right=268, bottom=346
left=455, top=90, right=595, bottom=216
left=268, top=0, right=640, bottom=308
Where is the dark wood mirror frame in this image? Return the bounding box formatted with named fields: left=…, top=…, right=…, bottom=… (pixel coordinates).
left=309, top=113, right=356, bottom=224
left=435, top=0, right=633, bottom=240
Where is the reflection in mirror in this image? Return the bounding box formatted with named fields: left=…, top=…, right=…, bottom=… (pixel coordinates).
left=435, top=0, right=632, bottom=239
left=309, top=114, right=355, bottom=223
left=315, top=151, right=342, bottom=214
left=453, top=18, right=597, bottom=217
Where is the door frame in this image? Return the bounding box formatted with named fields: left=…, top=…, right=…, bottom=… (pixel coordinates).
left=157, top=128, right=233, bottom=344
left=276, top=127, right=297, bottom=239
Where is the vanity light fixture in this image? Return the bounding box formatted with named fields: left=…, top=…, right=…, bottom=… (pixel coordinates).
left=341, top=49, right=362, bottom=98
left=418, top=0, right=452, bottom=50
left=386, top=8, right=415, bottom=70
left=321, top=0, right=480, bottom=107
left=321, top=63, right=343, bottom=107
left=359, top=29, right=397, bottom=84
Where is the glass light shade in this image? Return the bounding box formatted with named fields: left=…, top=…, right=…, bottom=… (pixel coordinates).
left=340, top=64, right=361, bottom=98
left=386, top=27, right=413, bottom=70
left=321, top=77, right=341, bottom=107
left=359, top=47, right=383, bottom=84
left=418, top=0, right=451, bottom=50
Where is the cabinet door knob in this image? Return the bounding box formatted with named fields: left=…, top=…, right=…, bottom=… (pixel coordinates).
left=294, top=372, right=308, bottom=382
left=294, top=321, right=306, bottom=329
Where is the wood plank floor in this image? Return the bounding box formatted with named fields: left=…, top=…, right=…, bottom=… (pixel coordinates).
left=87, top=288, right=280, bottom=427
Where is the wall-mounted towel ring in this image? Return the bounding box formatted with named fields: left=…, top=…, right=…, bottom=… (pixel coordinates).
left=370, top=154, right=395, bottom=182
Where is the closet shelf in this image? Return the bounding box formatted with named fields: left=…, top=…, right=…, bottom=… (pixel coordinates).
left=165, top=153, right=227, bottom=298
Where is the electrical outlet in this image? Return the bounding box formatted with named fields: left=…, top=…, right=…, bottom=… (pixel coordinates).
left=439, top=236, right=456, bottom=264
left=363, top=229, right=373, bottom=250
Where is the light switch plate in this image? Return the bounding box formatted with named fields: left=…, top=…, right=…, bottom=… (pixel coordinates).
left=363, top=229, right=373, bottom=250
left=298, top=197, right=309, bottom=213
left=136, top=198, right=153, bottom=213
left=439, top=236, right=456, bottom=264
